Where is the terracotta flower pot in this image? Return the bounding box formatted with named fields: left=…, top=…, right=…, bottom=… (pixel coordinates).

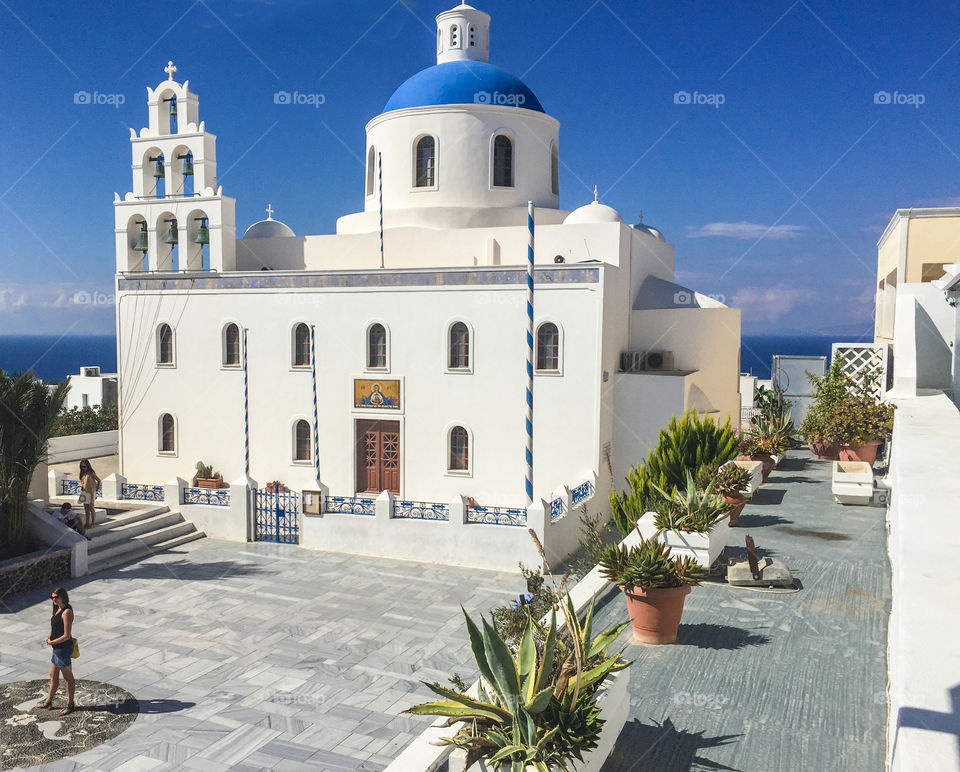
left=621, top=584, right=691, bottom=644
left=723, top=492, right=746, bottom=526
left=196, top=477, right=222, bottom=489
left=751, top=453, right=775, bottom=482
left=838, top=441, right=881, bottom=465
left=809, top=440, right=840, bottom=460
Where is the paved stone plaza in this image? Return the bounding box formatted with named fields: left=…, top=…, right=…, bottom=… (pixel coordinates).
left=0, top=541, right=519, bottom=770
left=1, top=451, right=891, bottom=771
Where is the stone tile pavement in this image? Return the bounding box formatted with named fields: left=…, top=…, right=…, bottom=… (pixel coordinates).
left=0, top=540, right=521, bottom=770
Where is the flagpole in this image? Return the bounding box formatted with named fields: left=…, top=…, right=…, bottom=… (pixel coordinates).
left=525, top=201, right=535, bottom=505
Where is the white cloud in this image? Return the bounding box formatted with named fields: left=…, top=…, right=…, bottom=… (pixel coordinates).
left=731, top=285, right=817, bottom=321
left=685, top=221, right=806, bottom=240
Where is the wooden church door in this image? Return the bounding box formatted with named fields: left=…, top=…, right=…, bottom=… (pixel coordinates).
left=356, top=420, right=400, bottom=495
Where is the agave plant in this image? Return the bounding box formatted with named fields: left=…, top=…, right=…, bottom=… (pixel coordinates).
left=651, top=469, right=729, bottom=534
left=406, top=596, right=630, bottom=771
left=598, top=536, right=706, bottom=589
left=697, top=463, right=751, bottom=498
left=748, top=414, right=794, bottom=454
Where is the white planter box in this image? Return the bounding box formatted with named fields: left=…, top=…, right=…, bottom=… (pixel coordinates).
left=636, top=512, right=729, bottom=569
left=832, top=460, right=874, bottom=505
left=721, top=459, right=762, bottom=499
left=449, top=667, right=630, bottom=772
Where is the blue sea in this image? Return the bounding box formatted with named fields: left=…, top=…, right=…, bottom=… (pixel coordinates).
left=0, top=335, right=117, bottom=382
left=0, top=333, right=868, bottom=383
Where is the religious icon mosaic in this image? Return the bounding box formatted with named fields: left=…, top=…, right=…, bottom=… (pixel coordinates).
left=354, top=379, right=400, bottom=410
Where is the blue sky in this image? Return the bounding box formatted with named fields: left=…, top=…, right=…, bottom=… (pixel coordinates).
left=1, top=0, right=959, bottom=336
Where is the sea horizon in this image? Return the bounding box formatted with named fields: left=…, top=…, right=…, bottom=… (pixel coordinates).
left=0, top=330, right=872, bottom=383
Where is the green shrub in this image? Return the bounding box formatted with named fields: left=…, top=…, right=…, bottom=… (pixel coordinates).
left=52, top=402, right=118, bottom=437
left=611, top=410, right=739, bottom=534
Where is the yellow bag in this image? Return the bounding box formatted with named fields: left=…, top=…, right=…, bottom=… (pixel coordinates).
left=71, top=638, right=79, bottom=659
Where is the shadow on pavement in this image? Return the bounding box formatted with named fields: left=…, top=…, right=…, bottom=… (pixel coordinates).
left=601, top=718, right=741, bottom=771
left=675, top=623, right=771, bottom=651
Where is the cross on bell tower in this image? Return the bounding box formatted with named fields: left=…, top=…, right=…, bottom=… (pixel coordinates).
left=113, top=62, right=236, bottom=274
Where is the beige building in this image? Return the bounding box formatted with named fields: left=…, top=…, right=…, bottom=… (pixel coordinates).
left=875, top=208, right=959, bottom=343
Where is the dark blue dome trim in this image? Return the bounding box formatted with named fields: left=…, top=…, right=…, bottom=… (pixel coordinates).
left=384, top=61, right=544, bottom=113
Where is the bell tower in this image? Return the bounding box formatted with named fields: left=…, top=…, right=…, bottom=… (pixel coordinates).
left=114, top=61, right=236, bottom=273
left=436, top=3, right=490, bottom=64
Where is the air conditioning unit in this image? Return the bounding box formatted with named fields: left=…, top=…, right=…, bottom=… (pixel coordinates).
left=619, top=351, right=644, bottom=373
left=82, top=367, right=100, bottom=377
left=643, top=351, right=675, bottom=371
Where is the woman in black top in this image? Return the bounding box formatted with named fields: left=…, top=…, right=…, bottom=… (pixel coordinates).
left=36, top=587, right=76, bottom=715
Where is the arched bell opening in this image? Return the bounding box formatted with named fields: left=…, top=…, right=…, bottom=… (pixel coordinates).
left=185, top=208, right=210, bottom=271
left=155, top=211, right=178, bottom=271
left=170, top=144, right=194, bottom=197
left=156, top=88, right=176, bottom=135
left=142, top=147, right=165, bottom=199
left=126, top=215, right=149, bottom=272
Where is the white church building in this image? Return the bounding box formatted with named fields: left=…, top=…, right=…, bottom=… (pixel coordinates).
left=110, top=3, right=741, bottom=569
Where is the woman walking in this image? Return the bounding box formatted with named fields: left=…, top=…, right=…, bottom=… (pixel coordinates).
left=79, top=459, right=100, bottom=530
left=37, top=587, right=76, bottom=716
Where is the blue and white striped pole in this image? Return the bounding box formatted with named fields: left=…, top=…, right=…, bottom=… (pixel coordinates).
left=310, top=325, right=321, bottom=487
left=242, top=327, right=250, bottom=478
left=525, top=201, right=535, bottom=505
left=378, top=152, right=384, bottom=269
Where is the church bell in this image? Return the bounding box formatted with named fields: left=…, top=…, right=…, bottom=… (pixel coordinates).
left=164, top=219, right=179, bottom=245
left=167, top=96, right=177, bottom=117
left=133, top=223, right=149, bottom=253
left=151, top=155, right=165, bottom=178
left=194, top=216, right=210, bottom=245
left=179, top=152, right=193, bottom=176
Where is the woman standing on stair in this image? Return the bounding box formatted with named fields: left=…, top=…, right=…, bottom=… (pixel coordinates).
left=37, top=587, right=76, bottom=715
left=79, top=459, right=100, bottom=530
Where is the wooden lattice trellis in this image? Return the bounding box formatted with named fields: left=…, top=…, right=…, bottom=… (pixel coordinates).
left=831, top=342, right=891, bottom=398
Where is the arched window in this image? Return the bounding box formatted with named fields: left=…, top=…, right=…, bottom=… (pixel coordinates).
left=157, top=323, right=174, bottom=365
left=415, top=136, right=436, bottom=188
left=437, top=28, right=442, bottom=54
left=294, top=419, right=311, bottom=461
left=449, top=426, right=469, bottom=472
left=292, top=323, right=311, bottom=367
left=223, top=323, right=240, bottom=367
left=551, top=144, right=559, bottom=195
left=159, top=413, right=175, bottom=453
left=536, top=322, right=560, bottom=372
left=493, top=135, right=514, bottom=187
left=366, top=146, right=376, bottom=197
left=450, top=24, right=459, bottom=47
left=368, top=323, right=387, bottom=369
left=449, top=322, right=469, bottom=369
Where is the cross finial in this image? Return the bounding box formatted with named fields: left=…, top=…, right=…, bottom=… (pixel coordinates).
left=265, top=204, right=274, bottom=219
left=638, top=210, right=643, bottom=223
left=593, top=185, right=599, bottom=203
left=164, top=61, right=177, bottom=80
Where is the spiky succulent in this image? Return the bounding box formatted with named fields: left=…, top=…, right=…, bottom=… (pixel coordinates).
left=598, top=538, right=705, bottom=589
left=651, top=469, right=729, bottom=534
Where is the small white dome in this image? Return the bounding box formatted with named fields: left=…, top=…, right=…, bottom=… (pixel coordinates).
left=563, top=200, right=623, bottom=225
left=635, top=223, right=665, bottom=241
left=243, top=218, right=295, bottom=239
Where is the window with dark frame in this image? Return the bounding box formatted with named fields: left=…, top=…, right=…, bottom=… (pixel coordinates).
left=223, top=323, right=240, bottom=366
left=415, top=136, right=436, bottom=188
left=493, top=135, right=514, bottom=187
left=160, top=413, right=175, bottom=452
left=368, top=323, right=387, bottom=368
left=294, top=419, right=311, bottom=461
left=157, top=323, right=173, bottom=364
left=449, top=426, right=469, bottom=471
left=536, top=322, right=559, bottom=371
left=293, top=323, right=310, bottom=367
left=366, top=146, right=376, bottom=196
left=449, top=322, right=469, bottom=369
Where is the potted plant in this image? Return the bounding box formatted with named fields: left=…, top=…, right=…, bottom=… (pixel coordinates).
left=738, top=416, right=791, bottom=482
left=599, top=536, right=705, bottom=644
left=824, top=395, right=895, bottom=464
left=193, top=461, right=223, bottom=488
left=266, top=480, right=287, bottom=493
left=406, top=596, right=630, bottom=769
left=698, top=463, right=751, bottom=526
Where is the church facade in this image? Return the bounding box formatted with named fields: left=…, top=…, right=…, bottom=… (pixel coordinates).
left=112, top=3, right=741, bottom=569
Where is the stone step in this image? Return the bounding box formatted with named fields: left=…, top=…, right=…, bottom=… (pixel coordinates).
left=86, top=505, right=170, bottom=537
left=88, top=530, right=206, bottom=575
left=86, top=520, right=202, bottom=571
left=88, top=509, right=183, bottom=551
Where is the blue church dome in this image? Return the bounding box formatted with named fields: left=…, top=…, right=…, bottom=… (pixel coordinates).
left=384, top=61, right=544, bottom=113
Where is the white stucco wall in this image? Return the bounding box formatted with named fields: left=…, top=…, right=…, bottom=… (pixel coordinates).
left=890, top=283, right=955, bottom=396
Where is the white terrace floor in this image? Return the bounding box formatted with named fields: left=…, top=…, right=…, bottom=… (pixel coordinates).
left=0, top=541, right=520, bottom=771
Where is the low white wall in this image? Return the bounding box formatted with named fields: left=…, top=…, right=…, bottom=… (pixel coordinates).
left=301, top=495, right=546, bottom=572
left=887, top=391, right=960, bottom=771
left=47, top=430, right=118, bottom=464
left=26, top=502, right=88, bottom=577
left=891, top=284, right=955, bottom=396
